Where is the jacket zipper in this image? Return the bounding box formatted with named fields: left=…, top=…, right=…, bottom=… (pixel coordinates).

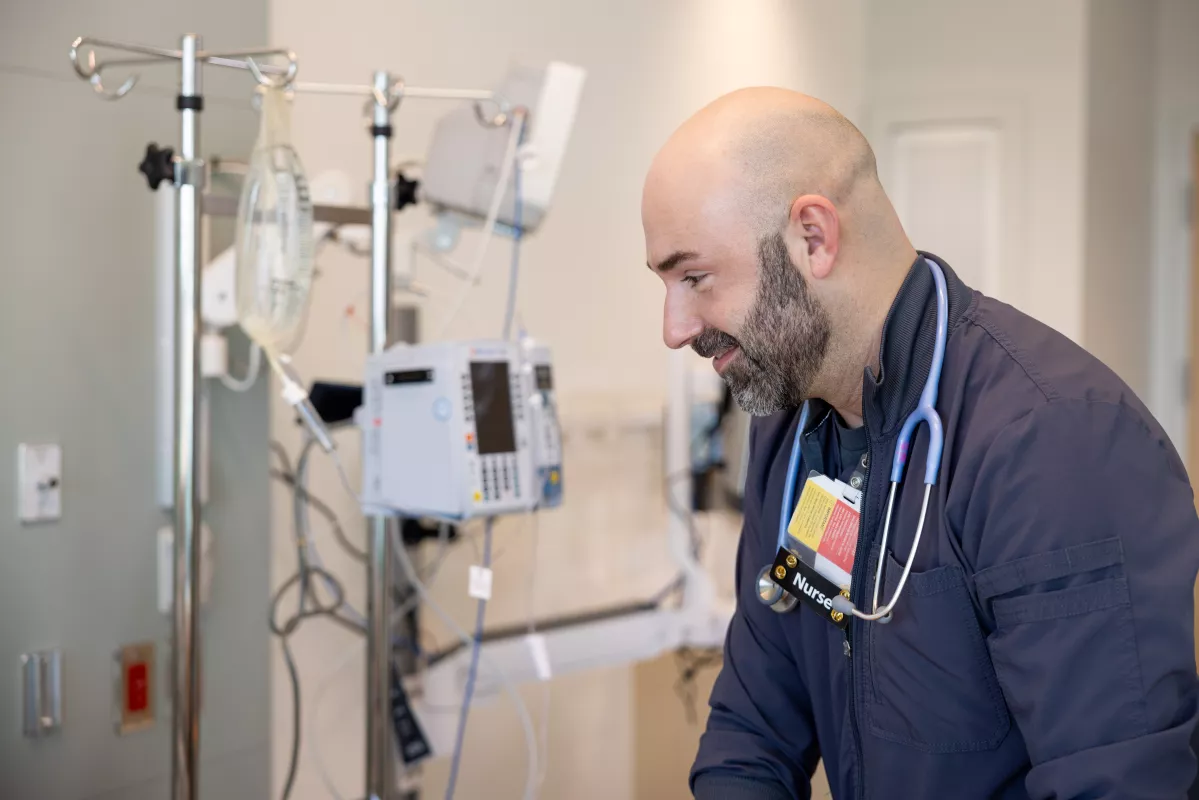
left=845, top=415, right=872, bottom=800
left=844, top=258, right=927, bottom=800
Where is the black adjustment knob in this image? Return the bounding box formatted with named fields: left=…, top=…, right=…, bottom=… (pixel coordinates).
left=138, top=143, right=176, bottom=190
left=395, top=171, right=420, bottom=211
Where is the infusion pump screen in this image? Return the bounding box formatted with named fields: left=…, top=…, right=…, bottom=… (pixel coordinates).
left=469, top=361, right=517, bottom=455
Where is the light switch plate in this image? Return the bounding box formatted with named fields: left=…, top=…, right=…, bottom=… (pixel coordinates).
left=17, top=444, right=62, bottom=523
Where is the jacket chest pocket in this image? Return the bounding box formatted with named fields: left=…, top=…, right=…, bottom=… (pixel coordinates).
left=865, top=551, right=1010, bottom=753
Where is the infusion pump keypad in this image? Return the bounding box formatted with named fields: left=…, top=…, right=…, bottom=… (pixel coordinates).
left=460, top=367, right=526, bottom=507
left=479, top=454, right=521, bottom=502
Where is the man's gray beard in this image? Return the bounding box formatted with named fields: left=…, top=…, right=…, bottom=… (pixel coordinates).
left=695, top=233, right=831, bottom=417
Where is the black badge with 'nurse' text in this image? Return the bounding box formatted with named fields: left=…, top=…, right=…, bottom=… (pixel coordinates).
left=771, top=547, right=850, bottom=629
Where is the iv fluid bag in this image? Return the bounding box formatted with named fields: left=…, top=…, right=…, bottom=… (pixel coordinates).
left=235, top=86, right=315, bottom=350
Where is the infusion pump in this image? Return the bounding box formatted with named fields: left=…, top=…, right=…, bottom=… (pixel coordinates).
left=360, top=339, right=561, bottom=519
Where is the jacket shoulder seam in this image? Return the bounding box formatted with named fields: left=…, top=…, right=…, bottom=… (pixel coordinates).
left=959, top=307, right=1061, bottom=403
left=1038, top=398, right=1188, bottom=484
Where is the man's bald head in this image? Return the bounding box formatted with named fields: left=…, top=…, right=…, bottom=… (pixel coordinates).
left=645, top=87, right=882, bottom=243
left=642, top=87, right=915, bottom=418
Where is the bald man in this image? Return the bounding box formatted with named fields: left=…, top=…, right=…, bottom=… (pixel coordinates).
left=643, top=88, right=1199, bottom=799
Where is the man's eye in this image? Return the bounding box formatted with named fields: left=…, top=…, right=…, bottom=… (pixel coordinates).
left=681, top=274, right=705, bottom=287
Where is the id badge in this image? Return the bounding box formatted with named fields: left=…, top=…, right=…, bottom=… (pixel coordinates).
left=787, top=472, right=861, bottom=590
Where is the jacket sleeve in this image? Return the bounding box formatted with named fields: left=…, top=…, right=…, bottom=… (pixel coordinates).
left=691, top=422, right=821, bottom=800
left=965, top=399, right=1199, bottom=799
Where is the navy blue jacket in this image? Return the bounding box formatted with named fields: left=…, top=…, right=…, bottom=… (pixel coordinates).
left=691, top=253, right=1199, bottom=799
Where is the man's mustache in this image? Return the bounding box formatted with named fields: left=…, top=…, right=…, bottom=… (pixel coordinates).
left=692, top=328, right=739, bottom=359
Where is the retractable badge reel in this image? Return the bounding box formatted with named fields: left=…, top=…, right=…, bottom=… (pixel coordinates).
left=757, top=466, right=863, bottom=627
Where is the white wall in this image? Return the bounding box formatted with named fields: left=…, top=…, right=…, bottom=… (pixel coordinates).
left=266, top=2, right=865, bottom=799
left=864, top=0, right=1090, bottom=342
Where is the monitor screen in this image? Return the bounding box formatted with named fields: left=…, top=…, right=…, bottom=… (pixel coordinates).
left=535, top=365, right=553, bottom=392
left=469, top=361, right=517, bottom=455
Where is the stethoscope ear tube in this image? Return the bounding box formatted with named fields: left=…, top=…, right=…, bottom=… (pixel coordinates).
left=759, top=257, right=950, bottom=623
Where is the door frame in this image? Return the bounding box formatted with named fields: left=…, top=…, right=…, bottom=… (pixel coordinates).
left=865, top=95, right=1028, bottom=321
left=1149, top=107, right=1199, bottom=465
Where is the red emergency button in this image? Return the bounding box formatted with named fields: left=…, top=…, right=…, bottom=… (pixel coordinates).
left=127, top=662, right=149, bottom=712
left=117, top=642, right=156, bottom=734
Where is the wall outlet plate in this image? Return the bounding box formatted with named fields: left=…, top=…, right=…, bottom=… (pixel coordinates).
left=17, top=444, right=62, bottom=523
left=21, top=649, right=63, bottom=737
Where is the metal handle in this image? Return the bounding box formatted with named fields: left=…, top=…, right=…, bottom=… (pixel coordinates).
left=68, top=35, right=299, bottom=100
left=21, top=650, right=63, bottom=737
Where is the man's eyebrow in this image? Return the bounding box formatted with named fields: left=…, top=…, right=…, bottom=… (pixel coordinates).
left=648, top=250, right=700, bottom=273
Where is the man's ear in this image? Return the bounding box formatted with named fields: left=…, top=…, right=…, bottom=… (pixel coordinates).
left=788, top=194, right=840, bottom=280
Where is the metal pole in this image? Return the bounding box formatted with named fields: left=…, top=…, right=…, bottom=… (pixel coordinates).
left=172, top=33, right=204, bottom=800
left=366, top=69, right=397, bottom=800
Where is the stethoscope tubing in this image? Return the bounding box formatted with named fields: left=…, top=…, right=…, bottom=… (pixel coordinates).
left=766, top=257, right=950, bottom=624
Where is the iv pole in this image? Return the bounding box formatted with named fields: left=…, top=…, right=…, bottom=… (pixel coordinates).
left=367, top=70, right=399, bottom=799
left=288, top=73, right=509, bottom=800
left=69, top=35, right=510, bottom=800
left=67, top=33, right=298, bottom=800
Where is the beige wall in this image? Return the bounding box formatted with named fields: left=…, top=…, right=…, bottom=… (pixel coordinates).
left=1082, top=0, right=1157, bottom=399
left=266, top=5, right=866, bottom=797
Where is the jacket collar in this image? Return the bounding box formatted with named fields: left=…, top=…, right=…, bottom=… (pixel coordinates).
left=859, top=251, right=974, bottom=436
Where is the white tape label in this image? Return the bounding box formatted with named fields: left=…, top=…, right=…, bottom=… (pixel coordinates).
left=468, top=566, right=493, bottom=601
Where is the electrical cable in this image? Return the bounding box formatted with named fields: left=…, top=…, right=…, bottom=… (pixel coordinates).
left=272, top=446, right=451, bottom=800
left=271, top=440, right=294, bottom=474
left=279, top=635, right=304, bottom=797
left=271, top=466, right=367, bottom=563
left=297, top=434, right=366, bottom=624
left=444, top=518, right=494, bottom=800
left=391, top=521, right=455, bottom=625
left=268, top=433, right=378, bottom=800
left=435, top=110, right=526, bottom=340
left=391, top=525, right=540, bottom=800
left=310, top=528, right=454, bottom=800
left=270, top=558, right=354, bottom=800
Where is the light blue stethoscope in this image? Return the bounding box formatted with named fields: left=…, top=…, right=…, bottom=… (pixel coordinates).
left=756, top=257, right=949, bottom=625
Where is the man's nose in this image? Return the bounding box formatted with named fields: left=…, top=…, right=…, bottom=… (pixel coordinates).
left=663, top=294, right=702, bottom=350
